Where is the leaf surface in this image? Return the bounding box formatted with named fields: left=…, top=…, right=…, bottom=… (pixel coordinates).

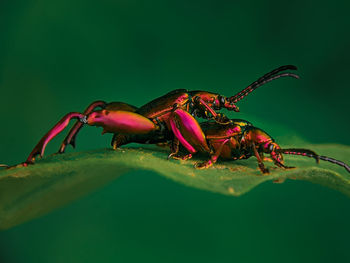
left=0, top=144, right=349, bottom=230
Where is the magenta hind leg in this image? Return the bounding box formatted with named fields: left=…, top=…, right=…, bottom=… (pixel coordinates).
left=25, top=112, right=85, bottom=165
left=58, top=101, right=107, bottom=153
left=59, top=101, right=138, bottom=153
left=169, top=108, right=210, bottom=155
left=26, top=109, right=156, bottom=165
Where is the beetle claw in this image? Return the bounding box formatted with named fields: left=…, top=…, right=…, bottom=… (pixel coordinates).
left=257, top=162, right=270, bottom=174
left=167, top=153, right=175, bottom=160
left=169, top=153, right=192, bottom=161
left=194, top=160, right=213, bottom=169
left=261, top=168, right=270, bottom=174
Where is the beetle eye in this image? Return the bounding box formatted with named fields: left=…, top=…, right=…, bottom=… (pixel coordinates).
left=219, top=96, right=225, bottom=105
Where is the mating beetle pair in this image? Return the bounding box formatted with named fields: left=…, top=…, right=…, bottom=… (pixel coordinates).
left=25, top=66, right=297, bottom=161
left=16, top=65, right=350, bottom=174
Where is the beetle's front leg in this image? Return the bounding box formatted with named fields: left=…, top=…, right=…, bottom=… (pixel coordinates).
left=267, top=142, right=295, bottom=170
left=194, top=96, right=231, bottom=125
left=251, top=142, right=269, bottom=174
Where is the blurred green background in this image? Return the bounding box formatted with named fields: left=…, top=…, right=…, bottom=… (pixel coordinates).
left=0, top=0, right=350, bottom=262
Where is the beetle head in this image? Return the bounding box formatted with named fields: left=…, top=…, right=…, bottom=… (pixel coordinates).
left=217, top=96, right=240, bottom=112
left=190, top=91, right=240, bottom=113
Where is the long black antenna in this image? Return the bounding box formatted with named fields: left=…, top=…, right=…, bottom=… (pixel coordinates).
left=279, top=148, right=350, bottom=173
left=229, top=65, right=299, bottom=103
left=319, top=155, right=350, bottom=173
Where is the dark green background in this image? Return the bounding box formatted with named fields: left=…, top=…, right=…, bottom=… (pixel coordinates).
left=0, top=1, right=349, bottom=262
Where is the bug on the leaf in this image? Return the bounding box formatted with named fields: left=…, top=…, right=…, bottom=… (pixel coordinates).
left=22, top=65, right=299, bottom=165
left=170, top=119, right=350, bottom=174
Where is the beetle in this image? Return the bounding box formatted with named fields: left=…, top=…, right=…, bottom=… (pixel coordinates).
left=24, top=65, right=299, bottom=165
left=169, top=119, right=350, bottom=174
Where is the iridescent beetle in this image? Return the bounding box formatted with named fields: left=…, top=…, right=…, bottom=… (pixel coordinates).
left=24, top=65, right=299, bottom=165
left=171, top=119, right=350, bottom=174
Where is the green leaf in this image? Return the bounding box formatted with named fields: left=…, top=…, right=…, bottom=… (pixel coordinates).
left=0, top=144, right=349, bottom=230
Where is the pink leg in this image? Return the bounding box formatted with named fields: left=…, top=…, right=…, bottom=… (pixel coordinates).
left=59, top=101, right=107, bottom=153
left=169, top=108, right=210, bottom=154
left=59, top=101, right=138, bottom=153
left=26, top=112, right=85, bottom=164
left=26, top=109, right=155, bottom=165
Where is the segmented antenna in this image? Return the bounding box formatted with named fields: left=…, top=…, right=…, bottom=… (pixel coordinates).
left=278, top=148, right=350, bottom=173
left=319, top=155, right=350, bottom=173
left=279, top=148, right=319, bottom=163
left=229, top=65, right=299, bottom=104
